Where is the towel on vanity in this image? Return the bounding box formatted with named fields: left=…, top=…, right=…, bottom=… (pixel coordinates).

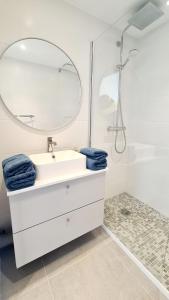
left=2, top=154, right=34, bottom=177
left=86, top=157, right=107, bottom=171
left=2, top=154, right=36, bottom=191
left=80, top=148, right=108, bottom=160
left=80, top=147, right=108, bottom=171
left=4, top=170, right=36, bottom=191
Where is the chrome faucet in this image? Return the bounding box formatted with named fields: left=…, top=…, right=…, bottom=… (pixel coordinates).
left=47, top=137, right=57, bottom=153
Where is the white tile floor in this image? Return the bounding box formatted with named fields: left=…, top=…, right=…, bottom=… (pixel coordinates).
left=0, top=227, right=167, bottom=300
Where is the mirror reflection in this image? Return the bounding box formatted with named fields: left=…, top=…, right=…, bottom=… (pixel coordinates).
left=0, top=38, right=82, bottom=130
left=99, top=71, right=119, bottom=115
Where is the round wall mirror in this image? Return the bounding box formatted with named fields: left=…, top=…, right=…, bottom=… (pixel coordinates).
left=0, top=38, right=82, bottom=131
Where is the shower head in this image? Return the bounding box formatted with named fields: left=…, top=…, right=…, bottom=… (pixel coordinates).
left=128, top=2, right=164, bottom=31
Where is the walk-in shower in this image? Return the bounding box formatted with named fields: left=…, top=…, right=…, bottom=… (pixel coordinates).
left=91, top=0, right=169, bottom=295
left=112, top=1, right=164, bottom=153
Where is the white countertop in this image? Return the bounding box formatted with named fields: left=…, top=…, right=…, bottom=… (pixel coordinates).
left=7, top=168, right=107, bottom=197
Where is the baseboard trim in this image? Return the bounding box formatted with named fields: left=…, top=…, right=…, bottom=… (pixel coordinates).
left=102, top=224, right=169, bottom=300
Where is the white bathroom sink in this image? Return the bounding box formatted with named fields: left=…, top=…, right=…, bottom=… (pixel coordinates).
left=29, top=150, right=86, bottom=180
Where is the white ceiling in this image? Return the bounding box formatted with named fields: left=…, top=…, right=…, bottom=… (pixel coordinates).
left=64, top=0, right=144, bottom=25
left=64, top=0, right=169, bottom=38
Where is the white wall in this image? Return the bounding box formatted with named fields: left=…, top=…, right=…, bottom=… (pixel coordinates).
left=128, top=21, right=169, bottom=147
left=0, top=0, right=108, bottom=229
left=126, top=21, right=169, bottom=215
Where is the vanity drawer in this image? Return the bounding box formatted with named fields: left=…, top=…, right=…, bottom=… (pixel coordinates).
left=13, top=200, right=104, bottom=268
left=9, top=173, right=105, bottom=233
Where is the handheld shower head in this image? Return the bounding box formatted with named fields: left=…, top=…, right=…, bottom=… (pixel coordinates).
left=128, top=49, right=139, bottom=58
left=116, top=48, right=139, bottom=70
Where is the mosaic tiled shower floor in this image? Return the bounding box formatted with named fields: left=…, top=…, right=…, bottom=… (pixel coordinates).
left=104, top=193, right=169, bottom=290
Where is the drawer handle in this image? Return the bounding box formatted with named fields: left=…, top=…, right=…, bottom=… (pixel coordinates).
left=66, top=184, right=70, bottom=189
left=66, top=218, right=70, bottom=222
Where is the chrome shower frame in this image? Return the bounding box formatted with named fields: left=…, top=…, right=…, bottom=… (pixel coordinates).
left=88, top=41, right=94, bottom=147
left=88, top=27, right=130, bottom=151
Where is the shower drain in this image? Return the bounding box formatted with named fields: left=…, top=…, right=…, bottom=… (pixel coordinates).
left=120, top=208, right=131, bottom=216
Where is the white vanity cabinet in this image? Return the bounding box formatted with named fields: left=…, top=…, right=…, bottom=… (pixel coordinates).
left=7, top=170, right=106, bottom=268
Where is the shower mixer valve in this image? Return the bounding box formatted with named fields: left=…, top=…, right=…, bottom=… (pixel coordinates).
left=107, top=126, right=126, bottom=132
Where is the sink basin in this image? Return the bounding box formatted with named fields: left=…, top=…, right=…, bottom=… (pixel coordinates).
left=29, top=150, right=86, bottom=181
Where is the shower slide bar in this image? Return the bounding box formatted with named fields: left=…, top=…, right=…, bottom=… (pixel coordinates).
left=107, top=126, right=126, bottom=132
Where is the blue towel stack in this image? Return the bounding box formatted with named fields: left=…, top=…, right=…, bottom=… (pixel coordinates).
left=2, top=154, right=36, bottom=191
left=80, top=148, right=108, bottom=171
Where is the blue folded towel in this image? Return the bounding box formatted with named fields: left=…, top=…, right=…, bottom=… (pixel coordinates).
left=80, top=148, right=108, bottom=171
left=80, top=148, right=108, bottom=160
left=86, top=157, right=107, bottom=171
left=4, top=169, right=36, bottom=191
left=2, top=154, right=34, bottom=177
left=2, top=154, right=36, bottom=191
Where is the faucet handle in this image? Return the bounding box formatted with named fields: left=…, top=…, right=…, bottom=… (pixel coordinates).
left=47, top=137, right=57, bottom=153
left=47, top=137, right=57, bottom=146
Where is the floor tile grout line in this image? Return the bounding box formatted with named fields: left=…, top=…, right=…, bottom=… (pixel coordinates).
left=16, top=259, right=51, bottom=297
left=103, top=225, right=169, bottom=300
left=1, top=258, right=51, bottom=299
left=42, top=258, right=55, bottom=300
left=102, top=222, right=159, bottom=299
left=104, top=229, right=159, bottom=300
left=41, top=237, right=112, bottom=281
